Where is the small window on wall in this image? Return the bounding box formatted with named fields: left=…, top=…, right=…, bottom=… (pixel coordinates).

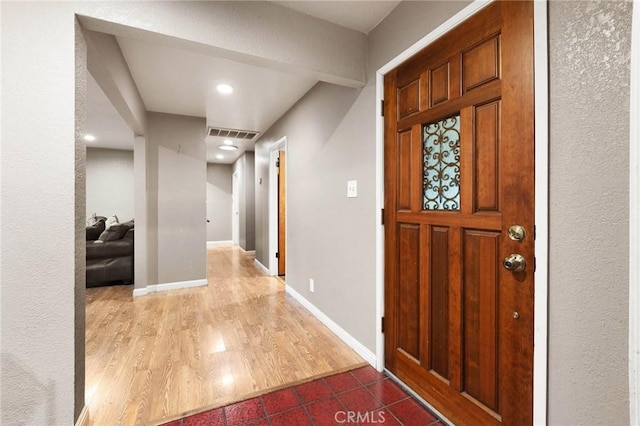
left=423, top=114, right=460, bottom=211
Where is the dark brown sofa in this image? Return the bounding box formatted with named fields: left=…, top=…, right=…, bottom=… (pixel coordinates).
left=86, top=219, right=134, bottom=287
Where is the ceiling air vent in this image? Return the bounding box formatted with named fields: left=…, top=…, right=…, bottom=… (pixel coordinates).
left=207, top=126, right=260, bottom=141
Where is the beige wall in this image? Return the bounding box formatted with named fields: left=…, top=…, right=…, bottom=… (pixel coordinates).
left=86, top=148, right=135, bottom=221
left=548, top=1, right=632, bottom=424
left=232, top=152, right=256, bottom=251
left=147, top=112, right=207, bottom=285
left=255, top=1, right=471, bottom=353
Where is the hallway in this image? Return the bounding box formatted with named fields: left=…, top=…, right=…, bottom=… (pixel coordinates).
left=85, top=246, right=365, bottom=425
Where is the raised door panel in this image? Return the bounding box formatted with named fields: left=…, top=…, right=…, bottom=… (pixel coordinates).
left=463, top=229, right=499, bottom=412
left=397, top=224, right=421, bottom=361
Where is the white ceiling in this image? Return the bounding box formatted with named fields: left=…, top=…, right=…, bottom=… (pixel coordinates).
left=117, top=36, right=317, bottom=164
left=85, top=1, right=399, bottom=164
left=273, top=1, right=400, bottom=34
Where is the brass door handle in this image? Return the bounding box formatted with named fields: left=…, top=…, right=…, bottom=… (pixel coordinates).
left=503, top=254, right=526, bottom=272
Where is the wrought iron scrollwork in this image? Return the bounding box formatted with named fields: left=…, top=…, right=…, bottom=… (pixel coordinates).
left=423, top=115, right=461, bottom=210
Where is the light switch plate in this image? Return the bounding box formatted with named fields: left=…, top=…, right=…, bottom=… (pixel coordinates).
left=347, top=180, right=358, bottom=198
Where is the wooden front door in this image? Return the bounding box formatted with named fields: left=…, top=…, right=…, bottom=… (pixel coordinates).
left=383, top=2, right=534, bottom=425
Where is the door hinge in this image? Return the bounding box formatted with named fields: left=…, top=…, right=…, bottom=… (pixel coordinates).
left=534, top=224, right=537, bottom=240
left=276, top=160, right=280, bottom=168
left=381, top=208, right=385, bottom=225
left=275, top=252, right=279, bottom=259
left=380, top=100, right=385, bottom=116
left=534, top=256, right=537, bottom=272
left=381, top=317, right=385, bottom=333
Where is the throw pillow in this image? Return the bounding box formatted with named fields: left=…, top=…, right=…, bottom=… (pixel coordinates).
left=105, top=215, right=119, bottom=230
left=86, top=212, right=98, bottom=226
left=98, top=223, right=129, bottom=242
left=86, top=219, right=106, bottom=240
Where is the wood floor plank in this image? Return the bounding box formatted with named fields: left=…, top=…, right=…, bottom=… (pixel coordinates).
left=85, top=246, right=365, bottom=425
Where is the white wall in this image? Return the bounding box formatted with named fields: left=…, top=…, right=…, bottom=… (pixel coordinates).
left=206, top=163, right=233, bottom=242
left=147, top=112, right=207, bottom=285
left=86, top=148, right=135, bottom=221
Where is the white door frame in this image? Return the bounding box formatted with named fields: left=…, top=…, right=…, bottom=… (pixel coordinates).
left=269, top=137, right=287, bottom=275
left=629, top=0, right=639, bottom=423
left=232, top=171, right=239, bottom=245
left=374, top=1, right=549, bottom=424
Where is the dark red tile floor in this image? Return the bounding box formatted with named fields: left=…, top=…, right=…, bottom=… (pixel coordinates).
left=162, top=366, right=445, bottom=426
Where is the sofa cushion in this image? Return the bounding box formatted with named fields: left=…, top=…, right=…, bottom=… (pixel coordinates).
left=86, top=219, right=106, bottom=241
left=105, top=215, right=119, bottom=230
left=86, top=256, right=132, bottom=285
left=98, top=223, right=130, bottom=242
left=86, top=239, right=132, bottom=259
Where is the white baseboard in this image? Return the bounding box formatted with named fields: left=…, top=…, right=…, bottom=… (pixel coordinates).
left=285, top=284, right=377, bottom=367
left=254, top=259, right=271, bottom=275
left=133, top=278, right=207, bottom=297
left=207, top=240, right=233, bottom=248
left=75, top=406, right=89, bottom=426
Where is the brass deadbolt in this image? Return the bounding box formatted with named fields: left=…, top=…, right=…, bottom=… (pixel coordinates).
left=508, top=225, right=526, bottom=242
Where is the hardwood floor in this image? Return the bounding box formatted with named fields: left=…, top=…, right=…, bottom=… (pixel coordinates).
left=85, top=246, right=365, bottom=425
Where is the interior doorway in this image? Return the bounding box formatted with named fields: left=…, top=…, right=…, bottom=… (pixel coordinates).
left=277, top=151, right=286, bottom=276
left=269, top=137, right=287, bottom=276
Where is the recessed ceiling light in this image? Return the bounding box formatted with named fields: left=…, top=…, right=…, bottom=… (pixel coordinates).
left=223, top=139, right=233, bottom=145
left=219, top=145, right=238, bottom=151
left=216, top=84, right=233, bottom=95
left=216, top=154, right=224, bottom=160
left=83, top=134, right=96, bottom=142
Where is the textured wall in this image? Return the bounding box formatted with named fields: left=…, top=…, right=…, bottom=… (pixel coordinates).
left=86, top=148, right=135, bottom=221
left=548, top=1, right=632, bottom=424
left=74, top=18, right=88, bottom=422
left=147, top=112, right=207, bottom=285
left=206, top=163, right=233, bottom=242
left=1, top=2, right=78, bottom=424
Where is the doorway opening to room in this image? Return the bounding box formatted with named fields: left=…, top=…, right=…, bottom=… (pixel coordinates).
left=269, top=137, right=287, bottom=278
